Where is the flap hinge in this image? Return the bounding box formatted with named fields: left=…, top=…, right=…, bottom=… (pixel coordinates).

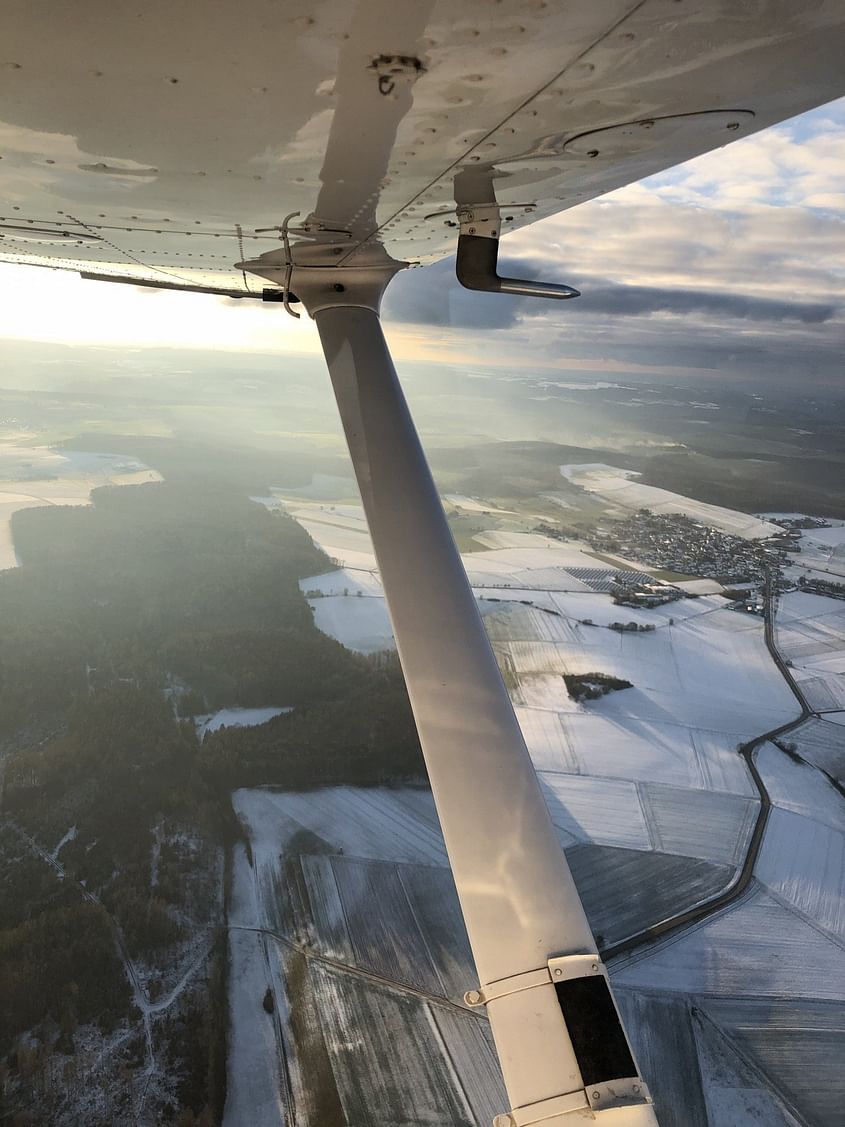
left=464, top=953, right=603, bottom=1007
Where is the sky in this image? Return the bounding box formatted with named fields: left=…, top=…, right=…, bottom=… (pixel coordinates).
left=0, top=96, right=843, bottom=388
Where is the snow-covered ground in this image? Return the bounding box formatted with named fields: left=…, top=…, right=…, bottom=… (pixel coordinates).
left=754, top=743, right=845, bottom=942
left=252, top=474, right=358, bottom=505
left=0, top=443, right=162, bottom=569
left=231, top=480, right=845, bottom=1126
left=232, top=787, right=449, bottom=868
left=802, top=523, right=845, bottom=549
left=301, top=566, right=382, bottom=598
left=562, top=463, right=779, bottom=539
left=227, top=787, right=499, bottom=1127
left=290, top=507, right=377, bottom=570
left=775, top=591, right=845, bottom=710
left=311, top=596, right=394, bottom=654
left=196, top=707, right=292, bottom=740
left=614, top=886, right=843, bottom=1000
left=787, top=716, right=845, bottom=779
left=229, top=773, right=838, bottom=1125
left=784, top=523, right=845, bottom=583
left=444, top=494, right=515, bottom=515
left=674, top=577, right=724, bottom=594
left=224, top=844, right=287, bottom=1127
left=293, top=506, right=798, bottom=795
left=290, top=503, right=673, bottom=652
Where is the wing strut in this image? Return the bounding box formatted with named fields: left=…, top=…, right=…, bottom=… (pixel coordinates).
left=249, top=247, right=659, bottom=1124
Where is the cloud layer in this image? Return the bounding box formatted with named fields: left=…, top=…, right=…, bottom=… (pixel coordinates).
left=384, top=98, right=845, bottom=388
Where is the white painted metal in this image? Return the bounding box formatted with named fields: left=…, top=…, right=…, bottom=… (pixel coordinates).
left=549, top=953, right=605, bottom=984
left=2, top=1, right=845, bottom=292
left=312, top=291, right=657, bottom=1123
left=465, top=953, right=607, bottom=1006
left=465, top=966, right=556, bottom=1008
left=494, top=1091, right=591, bottom=1126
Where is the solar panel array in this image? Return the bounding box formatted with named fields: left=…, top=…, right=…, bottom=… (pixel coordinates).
left=563, top=567, right=641, bottom=593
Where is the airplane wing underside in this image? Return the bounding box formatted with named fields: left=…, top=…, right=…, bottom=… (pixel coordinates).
left=2, top=0, right=845, bottom=297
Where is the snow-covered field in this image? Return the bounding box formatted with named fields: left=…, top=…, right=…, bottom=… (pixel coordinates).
left=613, top=727, right=845, bottom=1068
left=230, top=481, right=845, bottom=1126
left=228, top=782, right=771, bottom=1126
left=291, top=509, right=377, bottom=571
left=301, top=566, right=382, bottom=598
left=229, top=771, right=839, bottom=1124
left=444, top=494, right=515, bottom=515
left=562, top=463, right=779, bottom=539
left=224, top=844, right=288, bottom=1127
left=615, top=887, right=844, bottom=1001
left=787, top=717, right=845, bottom=779
left=775, top=591, right=845, bottom=710
left=289, top=502, right=665, bottom=652
left=803, top=523, right=845, bottom=549
left=311, top=596, right=394, bottom=654
left=0, top=443, right=162, bottom=569
left=232, top=787, right=449, bottom=868
left=227, top=787, right=504, bottom=1126
left=196, top=707, right=292, bottom=740
left=290, top=509, right=798, bottom=869
left=754, top=743, right=845, bottom=941
left=784, top=524, right=845, bottom=582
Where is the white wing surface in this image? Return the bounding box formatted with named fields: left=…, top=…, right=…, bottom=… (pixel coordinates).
left=1, top=0, right=844, bottom=293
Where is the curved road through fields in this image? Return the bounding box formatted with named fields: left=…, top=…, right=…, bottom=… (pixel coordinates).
left=605, top=577, right=813, bottom=962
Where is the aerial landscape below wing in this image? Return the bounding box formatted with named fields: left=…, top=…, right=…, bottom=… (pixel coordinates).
left=1, top=2, right=844, bottom=1126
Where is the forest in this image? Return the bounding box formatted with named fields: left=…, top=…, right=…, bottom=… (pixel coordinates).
left=0, top=446, right=423, bottom=1124
left=562, top=672, right=634, bottom=702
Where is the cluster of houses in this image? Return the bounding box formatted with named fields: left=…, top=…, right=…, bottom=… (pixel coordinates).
left=611, top=579, right=682, bottom=608
left=590, top=510, right=789, bottom=585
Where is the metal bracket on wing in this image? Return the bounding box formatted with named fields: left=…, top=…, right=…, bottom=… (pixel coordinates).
left=455, top=203, right=580, bottom=301
left=466, top=954, right=653, bottom=1124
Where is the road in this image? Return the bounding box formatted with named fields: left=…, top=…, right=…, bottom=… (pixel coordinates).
left=605, top=575, right=814, bottom=962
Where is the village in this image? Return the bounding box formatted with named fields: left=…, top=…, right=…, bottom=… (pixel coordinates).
left=587, top=510, right=798, bottom=587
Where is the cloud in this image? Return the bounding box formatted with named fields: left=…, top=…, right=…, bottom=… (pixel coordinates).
left=383, top=97, right=845, bottom=388
left=384, top=259, right=524, bottom=330
left=386, top=259, right=839, bottom=327
left=637, top=97, right=845, bottom=214
left=569, top=280, right=837, bottom=323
